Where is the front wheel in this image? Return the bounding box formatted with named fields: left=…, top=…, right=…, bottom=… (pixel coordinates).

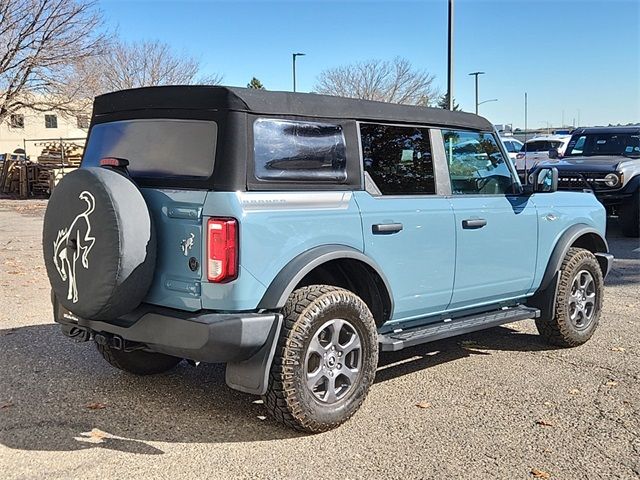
left=263, top=285, right=378, bottom=433
left=536, top=247, right=604, bottom=347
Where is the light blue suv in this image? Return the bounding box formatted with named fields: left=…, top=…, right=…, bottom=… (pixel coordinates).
left=43, top=87, right=613, bottom=432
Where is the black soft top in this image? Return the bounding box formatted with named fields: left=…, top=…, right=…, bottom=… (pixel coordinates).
left=93, top=85, right=493, bottom=131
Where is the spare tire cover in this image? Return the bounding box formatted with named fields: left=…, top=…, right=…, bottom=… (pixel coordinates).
left=43, top=167, right=156, bottom=320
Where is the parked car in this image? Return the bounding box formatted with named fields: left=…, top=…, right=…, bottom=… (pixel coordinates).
left=515, top=135, right=571, bottom=174
left=537, top=126, right=640, bottom=237
left=43, top=87, right=612, bottom=433
left=500, top=136, right=524, bottom=163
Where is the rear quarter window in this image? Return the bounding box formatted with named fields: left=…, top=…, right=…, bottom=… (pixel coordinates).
left=253, top=118, right=347, bottom=182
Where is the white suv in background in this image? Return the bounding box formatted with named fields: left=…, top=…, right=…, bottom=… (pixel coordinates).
left=515, top=135, right=571, bottom=174
left=500, top=137, right=524, bottom=163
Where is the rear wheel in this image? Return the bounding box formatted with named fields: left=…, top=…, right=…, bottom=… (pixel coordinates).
left=96, top=342, right=182, bottom=375
left=263, top=285, right=378, bottom=433
left=536, top=247, right=604, bottom=347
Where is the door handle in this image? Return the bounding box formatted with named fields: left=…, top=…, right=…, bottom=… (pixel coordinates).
left=372, top=223, right=403, bottom=235
left=462, top=218, right=487, bottom=229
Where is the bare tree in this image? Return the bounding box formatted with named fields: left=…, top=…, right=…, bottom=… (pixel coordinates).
left=79, top=40, right=222, bottom=95
left=315, top=57, right=439, bottom=106
left=0, top=0, right=106, bottom=124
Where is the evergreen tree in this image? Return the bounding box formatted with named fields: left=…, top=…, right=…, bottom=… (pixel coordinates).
left=247, top=77, right=265, bottom=89
left=437, top=93, right=460, bottom=111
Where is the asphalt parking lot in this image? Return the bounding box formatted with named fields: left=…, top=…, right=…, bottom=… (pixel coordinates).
left=0, top=199, right=638, bottom=480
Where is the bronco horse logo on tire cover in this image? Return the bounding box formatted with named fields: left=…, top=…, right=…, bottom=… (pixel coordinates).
left=52, top=191, right=96, bottom=303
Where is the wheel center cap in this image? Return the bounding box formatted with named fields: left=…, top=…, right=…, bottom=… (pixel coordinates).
left=326, top=355, right=337, bottom=368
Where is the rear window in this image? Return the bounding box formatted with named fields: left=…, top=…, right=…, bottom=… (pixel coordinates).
left=522, top=141, right=548, bottom=152
left=82, top=119, right=217, bottom=178
left=253, top=118, right=347, bottom=182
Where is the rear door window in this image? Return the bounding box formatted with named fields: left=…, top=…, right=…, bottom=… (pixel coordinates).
left=253, top=118, right=347, bottom=182
left=360, top=123, right=435, bottom=195
left=82, top=119, right=217, bottom=178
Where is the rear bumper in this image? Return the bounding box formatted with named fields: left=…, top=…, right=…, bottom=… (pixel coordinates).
left=54, top=299, right=282, bottom=363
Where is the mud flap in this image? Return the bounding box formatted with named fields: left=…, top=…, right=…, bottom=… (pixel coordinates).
left=526, top=272, right=559, bottom=322
left=225, top=314, right=283, bottom=396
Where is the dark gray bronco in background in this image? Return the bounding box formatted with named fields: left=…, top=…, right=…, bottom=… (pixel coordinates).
left=540, top=126, right=640, bottom=237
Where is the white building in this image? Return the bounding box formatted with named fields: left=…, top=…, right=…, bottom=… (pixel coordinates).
left=0, top=108, right=89, bottom=156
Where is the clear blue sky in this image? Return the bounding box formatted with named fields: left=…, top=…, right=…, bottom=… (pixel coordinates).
left=98, top=0, right=639, bottom=129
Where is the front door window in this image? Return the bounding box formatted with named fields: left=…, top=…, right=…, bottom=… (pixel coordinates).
left=442, top=130, right=518, bottom=195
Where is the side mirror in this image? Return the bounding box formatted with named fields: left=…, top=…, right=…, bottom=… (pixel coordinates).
left=548, top=148, right=559, bottom=159
left=530, top=167, right=558, bottom=193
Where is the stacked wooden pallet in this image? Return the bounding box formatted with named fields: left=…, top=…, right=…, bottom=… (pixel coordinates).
left=36, top=142, right=83, bottom=168
left=0, top=156, right=29, bottom=197
left=0, top=143, right=84, bottom=198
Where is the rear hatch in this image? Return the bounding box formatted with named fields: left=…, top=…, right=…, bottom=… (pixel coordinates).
left=81, top=118, right=218, bottom=311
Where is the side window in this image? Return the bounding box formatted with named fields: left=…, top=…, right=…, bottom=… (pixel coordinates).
left=505, top=141, right=517, bottom=153
left=360, top=123, right=435, bottom=195
left=253, top=118, right=347, bottom=182
left=442, top=130, right=518, bottom=195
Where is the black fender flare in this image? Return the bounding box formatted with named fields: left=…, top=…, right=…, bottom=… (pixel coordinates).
left=619, top=173, right=640, bottom=195
left=539, top=224, right=608, bottom=292
left=528, top=224, right=609, bottom=320
left=257, top=244, right=394, bottom=314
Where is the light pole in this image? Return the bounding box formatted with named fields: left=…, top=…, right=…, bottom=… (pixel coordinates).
left=447, top=0, right=454, bottom=110
left=468, top=71, right=485, bottom=114
left=478, top=98, right=498, bottom=108
left=540, top=121, right=551, bottom=134
left=292, top=52, right=305, bottom=93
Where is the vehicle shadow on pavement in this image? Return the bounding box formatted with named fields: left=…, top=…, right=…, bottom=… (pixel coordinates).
left=376, top=324, right=557, bottom=384
left=0, top=324, right=302, bottom=454
left=0, top=322, right=559, bottom=454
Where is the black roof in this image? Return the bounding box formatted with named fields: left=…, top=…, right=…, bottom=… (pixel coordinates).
left=572, top=126, right=640, bottom=135
left=93, top=86, right=493, bottom=131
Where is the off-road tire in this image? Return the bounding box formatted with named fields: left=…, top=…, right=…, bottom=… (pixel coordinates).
left=263, top=285, right=378, bottom=433
left=619, top=194, right=639, bottom=238
left=536, top=247, right=604, bottom=347
left=96, top=342, right=182, bottom=375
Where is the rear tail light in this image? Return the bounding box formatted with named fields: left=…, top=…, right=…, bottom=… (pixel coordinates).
left=99, top=157, right=129, bottom=167
left=207, top=218, right=238, bottom=283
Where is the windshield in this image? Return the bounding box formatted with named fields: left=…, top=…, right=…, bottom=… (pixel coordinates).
left=82, top=119, right=217, bottom=178
left=565, top=132, right=640, bottom=157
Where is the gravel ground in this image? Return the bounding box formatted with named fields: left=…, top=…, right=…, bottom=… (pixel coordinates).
left=0, top=198, right=638, bottom=480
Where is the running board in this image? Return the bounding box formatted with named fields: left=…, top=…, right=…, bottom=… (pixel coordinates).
left=379, top=305, right=540, bottom=352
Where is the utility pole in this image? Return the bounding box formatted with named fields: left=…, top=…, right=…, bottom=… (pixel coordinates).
left=468, top=71, right=485, bottom=114
left=447, top=0, right=454, bottom=110
left=524, top=91, right=529, bottom=184
left=292, top=52, right=305, bottom=93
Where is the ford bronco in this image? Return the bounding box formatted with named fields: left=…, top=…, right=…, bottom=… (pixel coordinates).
left=538, top=126, right=640, bottom=237
left=43, top=87, right=613, bottom=432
